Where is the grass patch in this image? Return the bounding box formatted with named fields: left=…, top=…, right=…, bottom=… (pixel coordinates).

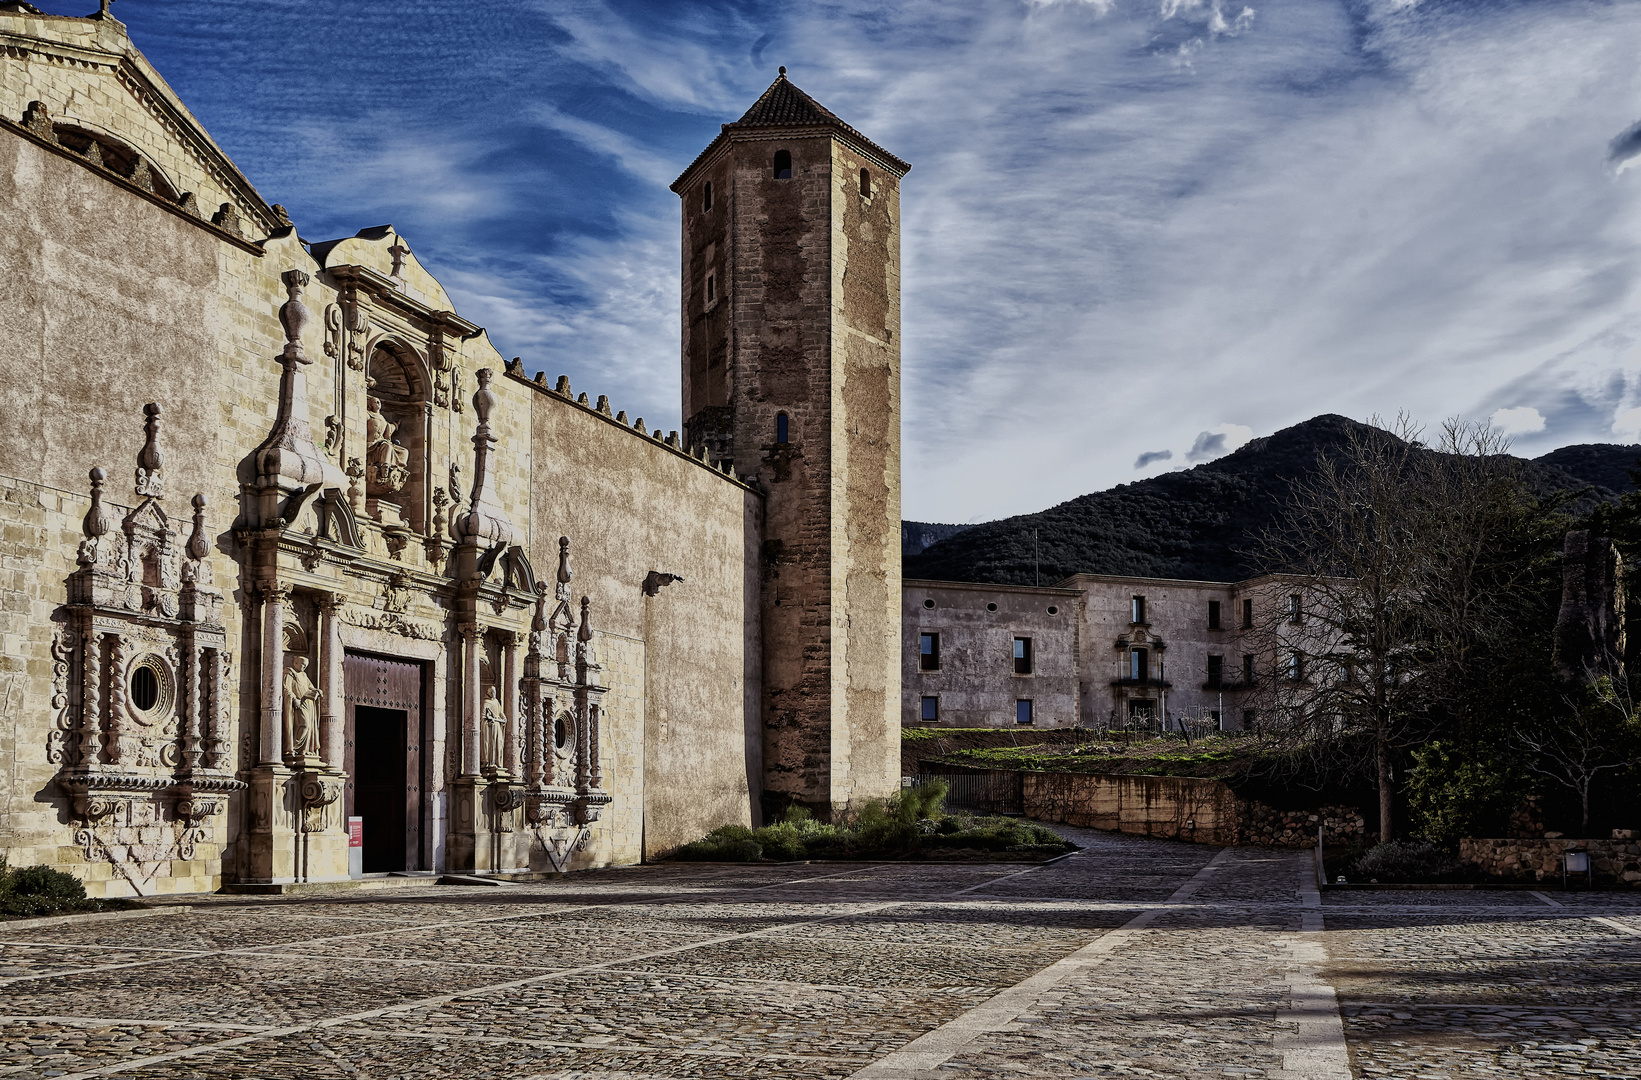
left=674, top=781, right=1075, bottom=863
left=0, top=859, right=142, bottom=920
left=928, top=733, right=1267, bottom=780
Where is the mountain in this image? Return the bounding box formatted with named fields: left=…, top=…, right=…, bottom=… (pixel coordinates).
left=903, top=415, right=1634, bottom=586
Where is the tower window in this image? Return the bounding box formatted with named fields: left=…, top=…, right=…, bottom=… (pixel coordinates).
left=1013, top=637, right=1032, bottom=675
left=773, top=149, right=792, bottom=179
left=776, top=412, right=789, bottom=443
left=1016, top=699, right=1034, bottom=725
left=921, top=696, right=939, bottom=722
left=703, top=180, right=713, bottom=212
left=1242, top=598, right=1254, bottom=628
left=1131, top=595, right=1146, bottom=624
left=1243, top=654, right=1255, bottom=684
left=705, top=272, right=716, bottom=304
left=1130, top=648, right=1148, bottom=683
left=859, top=167, right=871, bottom=197
left=920, top=632, right=940, bottom=671
left=1287, top=593, right=1303, bottom=623
left=1207, top=600, right=1221, bottom=630
left=1207, top=654, right=1223, bottom=688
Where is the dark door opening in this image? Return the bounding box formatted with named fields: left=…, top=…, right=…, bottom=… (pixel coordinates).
left=354, top=706, right=407, bottom=873
left=344, top=651, right=425, bottom=873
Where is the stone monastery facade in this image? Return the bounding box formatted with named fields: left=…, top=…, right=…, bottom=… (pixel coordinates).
left=0, top=9, right=904, bottom=895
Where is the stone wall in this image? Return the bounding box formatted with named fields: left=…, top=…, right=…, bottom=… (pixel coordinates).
left=903, top=580, right=1082, bottom=728
left=1019, top=770, right=1366, bottom=847
left=1460, top=838, right=1641, bottom=888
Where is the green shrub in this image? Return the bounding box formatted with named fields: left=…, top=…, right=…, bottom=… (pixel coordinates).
left=0, top=856, right=132, bottom=919
left=675, top=836, right=762, bottom=862
left=1407, top=740, right=1527, bottom=846
left=1345, top=840, right=1476, bottom=884
left=4, top=864, right=86, bottom=901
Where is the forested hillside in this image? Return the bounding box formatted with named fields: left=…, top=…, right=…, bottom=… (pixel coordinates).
left=904, top=415, right=1638, bottom=586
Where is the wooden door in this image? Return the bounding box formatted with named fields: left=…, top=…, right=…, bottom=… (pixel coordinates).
left=344, top=652, right=424, bottom=872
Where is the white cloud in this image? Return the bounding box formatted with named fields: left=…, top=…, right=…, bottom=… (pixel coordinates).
left=1489, top=406, right=1546, bottom=436
left=1613, top=408, right=1641, bottom=442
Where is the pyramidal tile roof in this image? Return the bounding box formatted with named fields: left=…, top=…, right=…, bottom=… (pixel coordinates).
left=671, top=69, right=909, bottom=191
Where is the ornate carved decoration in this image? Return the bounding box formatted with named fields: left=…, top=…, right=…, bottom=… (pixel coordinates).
left=59, top=404, right=244, bottom=862
left=452, top=369, right=516, bottom=558
left=324, top=303, right=342, bottom=359
left=21, top=100, right=57, bottom=144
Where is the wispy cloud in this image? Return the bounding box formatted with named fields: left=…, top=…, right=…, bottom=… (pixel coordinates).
left=58, top=0, right=1641, bottom=524
left=1490, top=406, right=1546, bottom=437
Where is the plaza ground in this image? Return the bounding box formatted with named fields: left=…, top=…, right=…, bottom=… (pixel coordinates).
left=0, top=827, right=1636, bottom=1078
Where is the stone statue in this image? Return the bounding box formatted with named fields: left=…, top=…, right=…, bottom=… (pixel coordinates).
left=283, top=656, right=323, bottom=762
left=480, top=685, right=506, bottom=773
left=364, top=396, right=409, bottom=496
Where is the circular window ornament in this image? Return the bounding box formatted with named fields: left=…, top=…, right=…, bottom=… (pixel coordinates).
left=554, top=715, right=572, bottom=751
left=1048, top=606, right=1059, bottom=615
left=126, top=653, right=174, bottom=724
left=987, top=602, right=998, bottom=612
left=923, top=598, right=935, bottom=609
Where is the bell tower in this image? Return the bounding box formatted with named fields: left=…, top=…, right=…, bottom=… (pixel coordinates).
left=672, top=69, right=909, bottom=817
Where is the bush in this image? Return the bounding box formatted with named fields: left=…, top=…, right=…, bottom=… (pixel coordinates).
left=1407, top=740, right=1527, bottom=847
left=0, top=857, right=131, bottom=919
left=667, top=781, right=1075, bottom=864
left=1345, top=840, right=1476, bottom=884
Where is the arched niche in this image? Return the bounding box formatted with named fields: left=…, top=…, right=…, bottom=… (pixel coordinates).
left=364, top=338, right=431, bottom=532
left=52, top=122, right=181, bottom=202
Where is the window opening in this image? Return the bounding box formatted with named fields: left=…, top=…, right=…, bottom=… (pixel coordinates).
left=1288, top=649, right=1304, bottom=681
left=1287, top=593, right=1302, bottom=623
left=920, top=632, right=940, bottom=671
left=1016, top=699, right=1034, bottom=725
left=1130, top=648, right=1148, bottom=683
left=1013, top=637, right=1032, bottom=675
left=1207, top=600, right=1221, bottom=630
left=703, top=180, right=713, bottom=211
left=986, top=602, right=998, bottom=612
left=1242, top=654, right=1255, bottom=685
left=920, top=696, right=939, bottom=722
left=1242, top=708, right=1257, bottom=728
left=776, top=412, right=789, bottom=444
left=773, top=149, right=792, bottom=179
left=1131, top=595, right=1146, bottom=624
left=130, top=665, right=159, bottom=711
left=859, top=167, right=871, bottom=197
left=1048, top=605, right=1059, bottom=615
left=1128, top=699, right=1156, bottom=719
left=923, top=598, right=935, bottom=609
left=1242, top=598, right=1254, bottom=628
left=705, top=272, right=716, bottom=303
left=1206, top=654, right=1223, bottom=689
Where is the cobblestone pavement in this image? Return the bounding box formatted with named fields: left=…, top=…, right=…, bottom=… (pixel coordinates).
left=0, top=834, right=1637, bottom=1078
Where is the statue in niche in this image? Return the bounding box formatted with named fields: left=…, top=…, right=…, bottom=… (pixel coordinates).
left=480, top=686, right=507, bottom=774
left=283, top=656, right=323, bottom=763
left=364, top=396, right=410, bottom=496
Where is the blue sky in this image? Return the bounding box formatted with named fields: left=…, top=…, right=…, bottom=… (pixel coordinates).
left=45, top=0, right=1641, bottom=521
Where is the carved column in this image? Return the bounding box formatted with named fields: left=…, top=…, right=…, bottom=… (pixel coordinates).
left=319, top=593, right=346, bottom=771
left=260, top=585, right=289, bottom=766
left=461, top=624, right=482, bottom=778
left=502, top=633, right=519, bottom=780
left=77, top=627, right=102, bottom=766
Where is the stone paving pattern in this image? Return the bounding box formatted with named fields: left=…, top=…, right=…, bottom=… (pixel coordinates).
left=0, top=829, right=1635, bottom=1077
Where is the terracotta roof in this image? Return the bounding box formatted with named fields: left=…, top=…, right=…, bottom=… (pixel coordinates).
left=671, top=70, right=909, bottom=191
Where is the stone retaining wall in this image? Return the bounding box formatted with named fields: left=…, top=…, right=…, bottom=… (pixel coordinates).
left=1459, top=838, right=1641, bottom=887
left=1018, top=770, right=1367, bottom=847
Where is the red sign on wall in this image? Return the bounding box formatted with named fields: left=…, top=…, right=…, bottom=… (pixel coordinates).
left=348, top=817, right=363, bottom=848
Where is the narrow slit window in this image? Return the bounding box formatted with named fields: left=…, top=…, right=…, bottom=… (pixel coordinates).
left=773, top=149, right=792, bottom=179
left=1242, top=598, right=1254, bottom=628
left=920, top=695, right=939, bottom=722
left=1131, top=595, right=1146, bottom=624
left=920, top=632, right=940, bottom=671
left=1013, top=636, right=1032, bottom=675
left=703, top=180, right=713, bottom=211
left=859, top=167, right=870, bottom=197
left=776, top=412, right=789, bottom=444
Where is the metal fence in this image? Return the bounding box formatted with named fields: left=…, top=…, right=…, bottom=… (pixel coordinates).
left=915, top=771, right=1024, bottom=815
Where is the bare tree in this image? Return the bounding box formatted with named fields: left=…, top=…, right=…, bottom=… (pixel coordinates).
left=1517, top=679, right=1641, bottom=835
left=1252, top=416, right=1526, bottom=843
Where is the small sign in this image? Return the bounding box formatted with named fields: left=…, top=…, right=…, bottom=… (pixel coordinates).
left=1566, top=851, right=1590, bottom=873
left=348, top=817, right=364, bottom=848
